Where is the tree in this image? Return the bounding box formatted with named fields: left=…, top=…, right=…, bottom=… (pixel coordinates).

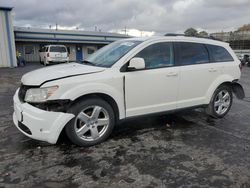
left=198, top=31, right=208, bottom=37
left=184, top=28, right=198, bottom=36
left=237, top=24, right=250, bottom=31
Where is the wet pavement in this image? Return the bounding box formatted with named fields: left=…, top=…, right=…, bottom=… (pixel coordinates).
left=0, top=63, right=250, bottom=188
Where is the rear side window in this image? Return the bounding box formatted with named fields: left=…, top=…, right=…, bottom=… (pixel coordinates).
left=176, top=42, right=209, bottom=65
left=206, top=44, right=234, bottom=62
left=135, top=42, right=174, bottom=69
left=49, top=46, right=67, bottom=53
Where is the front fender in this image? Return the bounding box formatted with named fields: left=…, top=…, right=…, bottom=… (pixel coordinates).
left=59, top=83, right=125, bottom=119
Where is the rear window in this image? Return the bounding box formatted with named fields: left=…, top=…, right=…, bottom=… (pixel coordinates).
left=206, top=44, right=234, bottom=62
left=49, top=46, right=67, bottom=53
left=176, top=42, right=209, bottom=65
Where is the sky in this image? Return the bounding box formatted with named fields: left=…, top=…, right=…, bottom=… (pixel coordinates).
left=1, top=0, right=250, bottom=37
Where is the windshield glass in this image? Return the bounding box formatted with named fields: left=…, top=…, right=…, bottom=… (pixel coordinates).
left=85, top=40, right=141, bottom=67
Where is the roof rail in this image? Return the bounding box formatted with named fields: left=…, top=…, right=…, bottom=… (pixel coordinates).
left=164, top=33, right=222, bottom=41
left=164, top=33, right=185, bottom=36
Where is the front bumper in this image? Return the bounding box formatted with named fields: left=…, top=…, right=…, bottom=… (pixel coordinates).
left=13, top=89, right=75, bottom=144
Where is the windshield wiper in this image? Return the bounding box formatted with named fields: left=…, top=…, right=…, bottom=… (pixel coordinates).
left=81, top=60, right=96, bottom=66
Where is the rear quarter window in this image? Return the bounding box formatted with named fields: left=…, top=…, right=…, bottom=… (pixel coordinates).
left=206, top=44, right=234, bottom=62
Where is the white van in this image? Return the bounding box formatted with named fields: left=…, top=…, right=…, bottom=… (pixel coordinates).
left=14, top=36, right=245, bottom=147
left=39, top=45, right=69, bottom=65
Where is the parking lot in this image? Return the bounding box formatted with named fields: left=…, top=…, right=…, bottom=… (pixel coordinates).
left=0, top=63, right=250, bottom=188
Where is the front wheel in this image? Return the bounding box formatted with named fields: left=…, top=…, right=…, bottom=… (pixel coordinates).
left=65, top=97, right=115, bottom=147
left=206, top=85, right=233, bottom=118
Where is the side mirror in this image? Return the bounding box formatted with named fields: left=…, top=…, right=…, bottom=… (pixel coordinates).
left=128, top=57, right=145, bottom=70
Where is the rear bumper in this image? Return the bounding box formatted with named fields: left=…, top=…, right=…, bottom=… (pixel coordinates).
left=47, top=57, right=69, bottom=63
left=13, top=89, right=74, bottom=144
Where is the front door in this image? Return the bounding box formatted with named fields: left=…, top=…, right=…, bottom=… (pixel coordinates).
left=124, top=42, right=179, bottom=117
left=76, top=45, right=83, bottom=61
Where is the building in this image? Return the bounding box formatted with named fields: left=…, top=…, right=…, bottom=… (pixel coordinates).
left=211, top=31, right=250, bottom=55
left=0, top=6, right=129, bottom=67
left=15, top=27, right=129, bottom=63
left=0, top=7, right=17, bottom=67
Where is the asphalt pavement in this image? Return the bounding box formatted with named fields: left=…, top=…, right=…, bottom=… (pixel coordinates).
left=0, top=63, right=250, bottom=188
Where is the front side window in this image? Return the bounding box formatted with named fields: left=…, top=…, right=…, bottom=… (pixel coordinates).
left=86, top=40, right=141, bottom=67
left=135, top=42, right=174, bottom=69
left=177, top=42, right=209, bottom=65
left=207, top=44, right=234, bottom=62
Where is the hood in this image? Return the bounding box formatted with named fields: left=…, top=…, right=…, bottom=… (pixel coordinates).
left=21, top=63, right=105, bottom=86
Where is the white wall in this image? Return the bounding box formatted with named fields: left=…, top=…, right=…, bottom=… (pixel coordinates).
left=0, top=9, right=17, bottom=67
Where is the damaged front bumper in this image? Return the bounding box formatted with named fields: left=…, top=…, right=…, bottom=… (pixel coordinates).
left=13, top=89, right=75, bottom=144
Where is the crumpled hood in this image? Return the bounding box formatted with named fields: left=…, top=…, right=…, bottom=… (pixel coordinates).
left=21, top=63, right=105, bottom=86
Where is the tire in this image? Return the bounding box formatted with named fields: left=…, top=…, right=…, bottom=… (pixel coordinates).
left=206, top=85, right=233, bottom=118
left=65, top=97, right=115, bottom=147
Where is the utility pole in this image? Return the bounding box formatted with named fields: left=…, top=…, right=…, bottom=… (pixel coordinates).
left=121, top=26, right=127, bottom=35
left=95, top=26, right=97, bottom=32
left=56, top=23, right=58, bottom=30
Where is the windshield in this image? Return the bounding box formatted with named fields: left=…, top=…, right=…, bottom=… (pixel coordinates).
left=85, top=40, right=141, bottom=67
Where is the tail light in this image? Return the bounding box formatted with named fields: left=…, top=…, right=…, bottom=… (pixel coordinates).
left=47, top=53, right=50, bottom=57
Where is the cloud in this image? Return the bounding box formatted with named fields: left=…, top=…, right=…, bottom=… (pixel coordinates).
left=1, top=0, right=250, bottom=34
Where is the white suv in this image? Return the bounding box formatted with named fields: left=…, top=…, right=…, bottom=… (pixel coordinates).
left=13, top=36, right=245, bottom=147
left=39, top=45, right=69, bottom=66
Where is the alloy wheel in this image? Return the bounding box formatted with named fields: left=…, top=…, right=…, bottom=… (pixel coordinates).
left=74, top=105, right=110, bottom=141
left=214, top=90, right=231, bottom=115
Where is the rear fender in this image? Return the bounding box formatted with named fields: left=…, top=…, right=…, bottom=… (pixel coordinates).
left=231, top=82, right=245, bottom=99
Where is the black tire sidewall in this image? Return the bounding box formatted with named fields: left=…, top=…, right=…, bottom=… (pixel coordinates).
left=65, top=97, right=115, bottom=147
left=210, top=85, right=233, bottom=118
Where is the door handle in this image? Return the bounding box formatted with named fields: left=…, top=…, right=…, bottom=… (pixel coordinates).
left=166, top=72, right=178, bottom=77
left=208, top=68, right=217, bottom=72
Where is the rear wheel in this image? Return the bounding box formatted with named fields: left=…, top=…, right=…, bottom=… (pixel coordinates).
left=206, top=85, right=233, bottom=118
left=65, top=97, right=115, bottom=147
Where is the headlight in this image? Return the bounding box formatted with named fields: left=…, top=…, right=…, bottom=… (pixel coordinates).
left=25, top=86, right=58, bottom=103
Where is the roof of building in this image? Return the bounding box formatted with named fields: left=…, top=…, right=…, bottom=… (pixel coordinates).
left=0, top=6, right=13, bottom=11
left=14, top=27, right=130, bottom=44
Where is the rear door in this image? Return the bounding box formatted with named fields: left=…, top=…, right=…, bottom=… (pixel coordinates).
left=124, top=42, right=180, bottom=117
left=49, top=46, right=67, bottom=60
left=176, top=42, right=222, bottom=109
left=60, top=46, right=68, bottom=59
